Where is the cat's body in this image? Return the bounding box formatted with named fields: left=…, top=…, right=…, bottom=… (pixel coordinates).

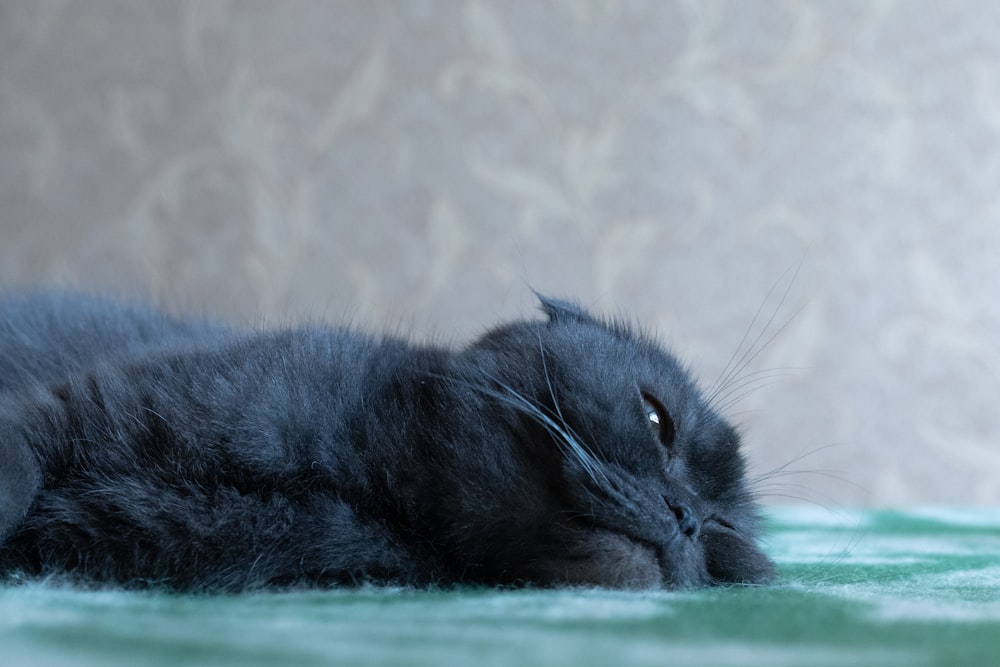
left=0, top=291, right=773, bottom=591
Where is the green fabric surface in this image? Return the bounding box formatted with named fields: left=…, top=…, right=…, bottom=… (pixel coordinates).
left=2, top=507, right=998, bottom=667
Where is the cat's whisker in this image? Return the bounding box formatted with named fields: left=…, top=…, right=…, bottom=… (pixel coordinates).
left=428, top=369, right=609, bottom=488
left=471, top=370, right=580, bottom=453
left=489, top=379, right=609, bottom=488
left=749, top=443, right=842, bottom=483
left=529, top=330, right=611, bottom=487
left=774, top=507, right=869, bottom=587
left=535, top=328, right=566, bottom=426
left=753, top=484, right=834, bottom=506
left=753, top=468, right=851, bottom=485
left=742, top=440, right=866, bottom=585
left=751, top=468, right=864, bottom=509
left=749, top=445, right=868, bottom=504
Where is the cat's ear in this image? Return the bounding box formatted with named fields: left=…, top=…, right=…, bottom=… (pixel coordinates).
left=535, top=293, right=592, bottom=323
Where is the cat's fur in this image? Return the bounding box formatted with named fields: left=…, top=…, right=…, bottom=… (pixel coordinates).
left=0, top=291, right=773, bottom=591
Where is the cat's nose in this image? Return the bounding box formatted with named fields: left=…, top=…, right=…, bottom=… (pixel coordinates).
left=665, top=497, right=700, bottom=538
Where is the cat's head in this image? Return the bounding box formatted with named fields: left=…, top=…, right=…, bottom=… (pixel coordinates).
left=438, top=295, right=774, bottom=589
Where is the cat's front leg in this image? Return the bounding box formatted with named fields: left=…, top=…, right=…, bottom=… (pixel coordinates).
left=0, top=382, right=84, bottom=549
left=0, top=399, right=46, bottom=543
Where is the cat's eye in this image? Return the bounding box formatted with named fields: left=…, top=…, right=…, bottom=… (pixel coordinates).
left=642, top=392, right=675, bottom=451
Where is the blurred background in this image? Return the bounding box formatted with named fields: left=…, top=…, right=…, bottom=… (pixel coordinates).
left=2, top=1, right=999, bottom=506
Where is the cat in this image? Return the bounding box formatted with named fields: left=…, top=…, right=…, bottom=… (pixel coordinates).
left=0, top=291, right=774, bottom=591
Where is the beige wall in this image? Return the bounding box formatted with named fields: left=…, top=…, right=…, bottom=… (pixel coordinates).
left=3, top=1, right=999, bottom=506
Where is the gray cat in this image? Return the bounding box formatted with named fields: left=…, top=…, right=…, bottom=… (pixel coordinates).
left=0, top=291, right=773, bottom=591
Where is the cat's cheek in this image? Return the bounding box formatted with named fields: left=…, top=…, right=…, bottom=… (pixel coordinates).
left=547, top=531, right=662, bottom=590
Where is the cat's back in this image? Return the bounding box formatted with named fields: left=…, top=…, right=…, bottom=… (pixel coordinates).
left=0, top=291, right=225, bottom=392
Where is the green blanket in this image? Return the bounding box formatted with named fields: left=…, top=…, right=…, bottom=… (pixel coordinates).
left=2, top=508, right=998, bottom=666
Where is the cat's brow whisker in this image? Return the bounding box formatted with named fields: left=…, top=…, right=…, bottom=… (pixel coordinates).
left=711, top=370, right=796, bottom=414
left=708, top=314, right=766, bottom=407
left=706, top=269, right=789, bottom=401
left=708, top=304, right=801, bottom=411
left=711, top=367, right=798, bottom=403
left=706, top=261, right=802, bottom=410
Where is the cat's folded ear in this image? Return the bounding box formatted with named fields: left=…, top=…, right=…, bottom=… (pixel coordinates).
left=534, top=292, right=593, bottom=323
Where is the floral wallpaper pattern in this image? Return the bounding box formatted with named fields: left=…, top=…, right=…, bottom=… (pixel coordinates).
left=3, top=0, right=1000, bottom=505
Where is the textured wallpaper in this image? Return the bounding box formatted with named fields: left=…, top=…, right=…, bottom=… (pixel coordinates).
left=2, top=0, right=1000, bottom=506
